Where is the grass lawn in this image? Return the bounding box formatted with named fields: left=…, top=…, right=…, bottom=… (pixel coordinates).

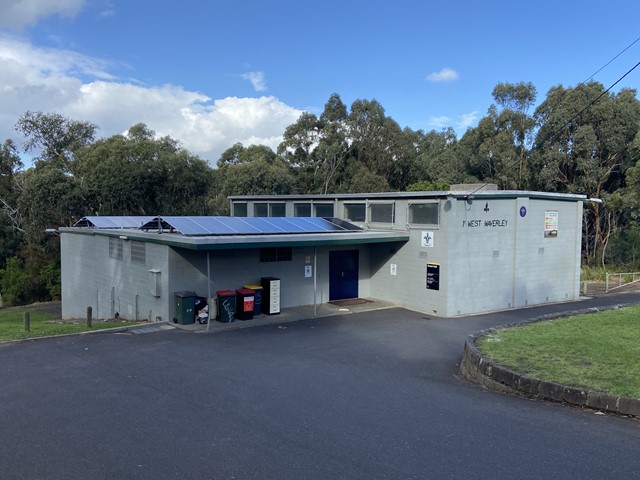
left=477, top=305, right=640, bottom=399
left=0, top=308, right=140, bottom=343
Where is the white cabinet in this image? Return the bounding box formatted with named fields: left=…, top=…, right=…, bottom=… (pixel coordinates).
left=261, top=277, right=280, bottom=315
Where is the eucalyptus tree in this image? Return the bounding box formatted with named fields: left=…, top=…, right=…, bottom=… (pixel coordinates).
left=73, top=123, right=213, bottom=216
left=532, top=82, right=640, bottom=265
left=411, top=127, right=469, bottom=186
left=15, top=111, right=97, bottom=172
left=278, top=94, right=350, bottom=194
left=492, top=82, right=537, bottom=188
left=218, top=143, right=294, bottom=196
left=458, top=107, right=517, bottom=188
left=458, top=82, right=537, bottom=189
left=0, top=140, right=24, bottom=268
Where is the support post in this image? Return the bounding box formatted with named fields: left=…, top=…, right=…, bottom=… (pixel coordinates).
left=313, top=247, right=317, bottom=317
left=23, top=311, right=30, bottom=332
left=206, top=251, right=212, bottom=332
left=87, top=306, right=93, bottom=327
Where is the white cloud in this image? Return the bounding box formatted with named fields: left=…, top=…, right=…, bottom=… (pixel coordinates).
left=0, top=0, right=85, bottom=29
left=457, top=111, right=478, bottom=130
left=426, top=67, right=459, bottom=83
left=241, top=71, right=267, bottom=92
left=99, top=1, right=115, bottom=17
left=428, top=116, right=451, bottom=129
left=0, top=37, right=302, bottom=164
left=428, top=111, right=479, bottom=134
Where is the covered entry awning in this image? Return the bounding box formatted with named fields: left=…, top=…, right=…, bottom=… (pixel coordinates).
left=67, top=216, right=410, bottom=249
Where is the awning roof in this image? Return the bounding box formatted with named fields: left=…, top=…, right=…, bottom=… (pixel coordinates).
left=65, top=216, right=409, bottom=250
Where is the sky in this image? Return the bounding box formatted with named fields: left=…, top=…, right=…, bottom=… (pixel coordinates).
left=1, top=0, right=639, bottom=166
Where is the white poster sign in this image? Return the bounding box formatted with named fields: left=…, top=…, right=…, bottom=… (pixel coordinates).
left=304, top=265, right=312, bottom=278
left=544, top=211, right=558, bottom=238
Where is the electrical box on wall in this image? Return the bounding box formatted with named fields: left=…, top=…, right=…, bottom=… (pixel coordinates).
left=149, top=269, right=161, bottom=297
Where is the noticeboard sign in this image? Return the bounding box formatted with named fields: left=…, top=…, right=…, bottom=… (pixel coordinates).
left=426, top=262, right=440, bottom=291
left=544, top=210, right=558, bottom=238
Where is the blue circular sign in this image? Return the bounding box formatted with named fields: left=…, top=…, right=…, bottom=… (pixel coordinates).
left=520, top=206, right=527, bottom=217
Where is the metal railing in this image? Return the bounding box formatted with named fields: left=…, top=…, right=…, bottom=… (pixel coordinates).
left=605, top=272, right=640, bottom=292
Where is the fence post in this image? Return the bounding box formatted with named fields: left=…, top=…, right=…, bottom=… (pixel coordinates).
left=86, top=306, right=93, bottom=328
left=23, top=311, right=30, bottom=332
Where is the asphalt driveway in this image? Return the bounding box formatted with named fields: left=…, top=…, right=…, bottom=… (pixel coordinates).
left=1, top=294, right=640, bottom=479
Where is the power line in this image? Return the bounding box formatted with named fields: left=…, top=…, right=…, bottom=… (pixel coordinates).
left=464, top=36, right=640, bottom=198
left=581, top=35, right=640, bottom=84
left=547, top=59, right=640, bottom=142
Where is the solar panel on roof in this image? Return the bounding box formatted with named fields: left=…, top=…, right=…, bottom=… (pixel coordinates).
left=73, top=216, right=155, bottom=229
left=138, top=216, right=360, bottom=236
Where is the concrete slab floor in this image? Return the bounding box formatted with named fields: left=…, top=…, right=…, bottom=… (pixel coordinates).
left=169, top=298, right=397, bottom=333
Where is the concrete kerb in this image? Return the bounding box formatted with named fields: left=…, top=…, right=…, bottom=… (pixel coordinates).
left=459, top=303, right=640, bottom=417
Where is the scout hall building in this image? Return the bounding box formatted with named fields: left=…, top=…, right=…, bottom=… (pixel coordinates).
left=60, top=186, right=585, bottom=322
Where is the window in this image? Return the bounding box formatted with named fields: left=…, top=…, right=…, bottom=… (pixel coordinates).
left=314, top=203, right=334, bottom=217
left=109, top=237, right=123, bottom=260
left=131, top=241, right=146, bottom=265
left=369, top=203, right=395, bottom=224
left=344, top=203, right=366, bottom=222
left=408, top=203, right=439, bottom=225
left=260, top=247, right=293, bottom=262
left=269, top=203, right=286, bottom=217
left=254, top=202, right=268, bottom=217
left=233, top=202, right=247, bottom=217
left=294, top=203, right=311, bottom=217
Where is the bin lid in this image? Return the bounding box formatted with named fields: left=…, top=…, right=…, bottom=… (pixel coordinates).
left=236, top=288, right=254, bottom=294
left=216, top=290, right=235, bottom=296
left=243, top=284, right=263, bottom=290
left=175, top=290, right=197, bottom=297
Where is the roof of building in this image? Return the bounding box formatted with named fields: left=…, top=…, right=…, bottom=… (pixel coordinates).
left=65, top=216, right=409, bottom=250
left=228, top=190, right=587, bottom=202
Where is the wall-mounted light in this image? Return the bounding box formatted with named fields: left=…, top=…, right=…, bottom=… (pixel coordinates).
left=119, top=235, right=129, bottom=240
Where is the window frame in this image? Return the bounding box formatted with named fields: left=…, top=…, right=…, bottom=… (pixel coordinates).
left=232, top=202, right=248, bottom=217
left=253, top=202, right=268, bottom=217
left=313, top=203, right=335, bottom=218
left=268, top=202, right=286, bottom=217
left=407, top=201, right=440, bottom=228
left=343, top=202, right=367, bottom=223
left=368, top=201, right=395, bottom=226
left=293, top=202, right=312, bottom=217
left=260, top=247, right=293, bottom=263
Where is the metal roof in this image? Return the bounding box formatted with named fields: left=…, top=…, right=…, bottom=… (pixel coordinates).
left=228, top=190, right=587, bottom=202
left=73, top=216, right=155, bottom=229
left=64, top=215, right=406, bottom=250
left=139, top=216, right=361, bottom=236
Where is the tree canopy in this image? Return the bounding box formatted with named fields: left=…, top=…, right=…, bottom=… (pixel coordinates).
left=2, top=79, right=640, bottom=305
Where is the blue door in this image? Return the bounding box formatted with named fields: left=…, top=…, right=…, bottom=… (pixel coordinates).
left=329, top=250, right=359, bottom=300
